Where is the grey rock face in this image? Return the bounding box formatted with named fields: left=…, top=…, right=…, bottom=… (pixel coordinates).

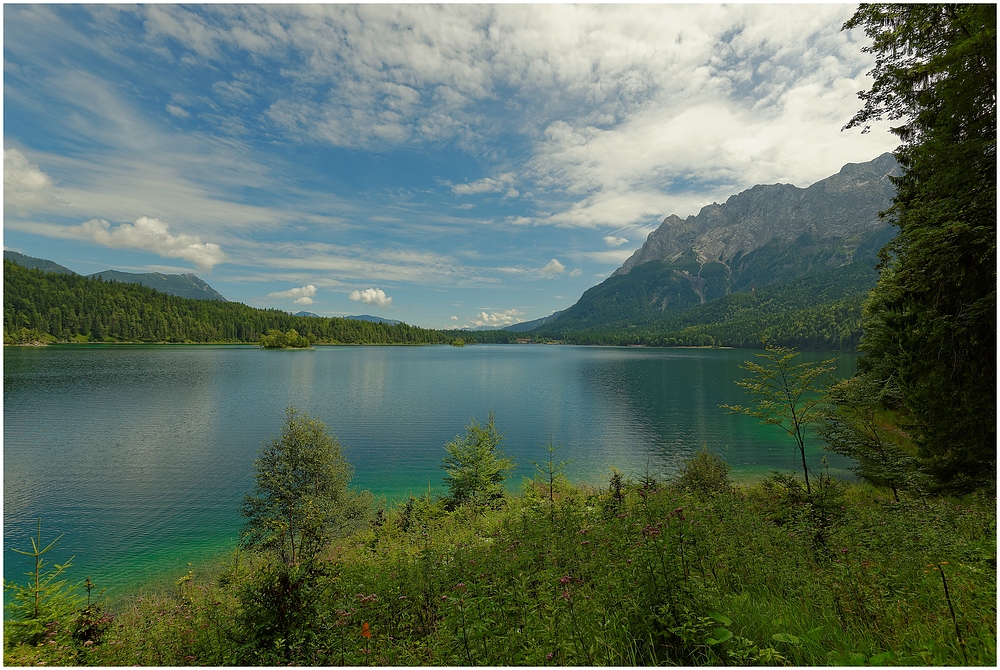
left=613, top=153, right=899, bottom=276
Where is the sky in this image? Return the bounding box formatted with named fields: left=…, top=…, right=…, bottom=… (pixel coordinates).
left=3, top=3, right=899, bottom=330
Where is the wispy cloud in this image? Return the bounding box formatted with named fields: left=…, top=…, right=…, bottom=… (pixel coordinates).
left=451, top=173, right=517, bottom=197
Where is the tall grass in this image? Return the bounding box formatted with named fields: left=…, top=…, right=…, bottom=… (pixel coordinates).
left=5, top=467, right=995, bottom=666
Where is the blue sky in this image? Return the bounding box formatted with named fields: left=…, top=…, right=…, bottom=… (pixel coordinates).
left=3, top=4, right=898, bottom=329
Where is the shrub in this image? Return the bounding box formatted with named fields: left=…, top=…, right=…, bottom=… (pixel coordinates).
left=674, top=446, right=732, bottom=495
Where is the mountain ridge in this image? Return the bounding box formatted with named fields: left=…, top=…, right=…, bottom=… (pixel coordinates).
left=532, top=153, right=899, bottom=348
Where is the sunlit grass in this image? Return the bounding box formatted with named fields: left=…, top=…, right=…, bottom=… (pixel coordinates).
left=5, top=470, right=995, bottom=666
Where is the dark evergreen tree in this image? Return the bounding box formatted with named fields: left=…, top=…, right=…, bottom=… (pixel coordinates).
left=844, top=4, right=996, bottom=491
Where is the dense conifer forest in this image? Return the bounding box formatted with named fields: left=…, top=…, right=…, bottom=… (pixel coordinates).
left=3, top=260, right=453, bottom=346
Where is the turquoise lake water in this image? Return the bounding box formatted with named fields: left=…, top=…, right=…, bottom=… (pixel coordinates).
left=4, top=344, right=855, bottom=599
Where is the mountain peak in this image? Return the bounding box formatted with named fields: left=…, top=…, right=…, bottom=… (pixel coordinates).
left=613, top=153, right=898, bottom=277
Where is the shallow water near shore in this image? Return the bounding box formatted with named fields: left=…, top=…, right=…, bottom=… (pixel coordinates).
left=4, top=343, right=855, bottom=599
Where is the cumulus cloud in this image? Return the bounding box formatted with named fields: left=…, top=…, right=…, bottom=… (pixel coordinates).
left=450, top=315, right=459, bottom=321
left=70, top=216, right=226, bottom=270
left=349, top=287, right=393, bottom=307
left=541, top=258, right=565, bottom=276
left=604, top=236, right=629, bottom=247
left=269, top=285, right=317, bottom=305
left=4, top=148, right=55, bottom=210
left=472, top=309, right=523, bottom=328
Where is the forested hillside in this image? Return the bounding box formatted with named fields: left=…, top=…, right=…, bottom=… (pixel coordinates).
left=534, top=263, right=876, bottom=350
left=3, top=260, right=451, bottom=345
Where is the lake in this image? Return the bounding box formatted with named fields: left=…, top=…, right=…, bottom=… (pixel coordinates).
left=4, top=344, right=855, bottom=598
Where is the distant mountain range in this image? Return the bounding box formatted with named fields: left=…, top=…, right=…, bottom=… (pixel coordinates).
left=523, top=153, right=899, bottom=346
left=87, top=270, right=227, bottom=301
left=346, top=314, right=402, bottom=325
left=3, top=251, right=76, bottom=276
left=4, top=251, right=227, bottom=301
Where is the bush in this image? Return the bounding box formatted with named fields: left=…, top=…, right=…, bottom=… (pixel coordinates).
left=673, top=446, right=732, bottom=495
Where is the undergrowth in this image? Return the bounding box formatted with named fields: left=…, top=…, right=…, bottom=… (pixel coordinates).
left=4, top=466, right=996, bottom=666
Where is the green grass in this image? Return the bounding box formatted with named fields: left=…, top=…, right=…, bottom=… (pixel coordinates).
left=4, top=468, right=995, bottom=666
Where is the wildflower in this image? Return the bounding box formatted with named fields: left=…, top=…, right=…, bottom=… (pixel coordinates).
left=546, top=652, right=554, bottom=660
left=560, top=575, right=572, bottom=584
left=454, top=582, right=466, bottom=591
left=839, top=548, right=849, bottom=554
left=361, top=622, right=371, bottom=639
left=562, top=590, right=572, bottom=600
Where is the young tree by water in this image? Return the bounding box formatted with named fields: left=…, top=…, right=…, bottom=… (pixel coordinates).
left=820, top=375, right=915, bottom=502
left=241, top=407, right=367, bottom=566
left=722, top=346, right=835, bottom=494
left=441, top=412, right=515, bottom=508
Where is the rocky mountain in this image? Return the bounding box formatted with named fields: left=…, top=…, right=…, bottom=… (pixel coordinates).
left=3, top=251, right=76, bottom=275
left=535, top=153, right=899, bottom=338
left=614, top=153, right=899, bottom=279
left=88, top=270, right=227, bottom=301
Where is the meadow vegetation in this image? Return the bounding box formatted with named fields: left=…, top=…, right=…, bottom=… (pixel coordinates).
left=4, top=408, right=995, bottom=666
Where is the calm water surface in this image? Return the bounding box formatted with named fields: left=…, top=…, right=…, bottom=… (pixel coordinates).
left=4, top=344, right=855, bottom=597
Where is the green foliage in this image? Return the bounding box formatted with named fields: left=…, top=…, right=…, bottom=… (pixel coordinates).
left=530, top=439, right=571, bottom=502
left=820, top=375, right=916, bottom=501
left=535, top=262, right=880, bottom=350
left=241, top=407, right=368, bottom=566
left=4, top=521, right=82, bottom=647
left=845, top=4, right=996, bottom=493
left=673, top=446, right=732, bottom=495
left=722, top=345, right=835, bottom=494
left=3, top=326, right=56, bottom=345
left=259, top=328, right=312, bottom=349
left=440, top=412, right=515, bottom=508
left=3, top=259, right=451, bottom=345
left=5, top=472, right=996, bottom=667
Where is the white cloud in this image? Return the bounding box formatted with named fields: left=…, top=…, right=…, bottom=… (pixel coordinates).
left=69, top=216, right=226, bottom=270
left=541, top=258, right=565, bottom=276
left=450, top=315, right=459, bottom=321
left=451, top=172, right=516, bottom=196
left=604, top=235, right=629, bottom=247
left=4, top=148, right=56, bottom=210
left=349, top=287, right=393, bottom=307
left=472, top=309, right=523, bottom=327
left=268, top=284, right=317, bottom=304
left=165, top=103, right=189, bottom=118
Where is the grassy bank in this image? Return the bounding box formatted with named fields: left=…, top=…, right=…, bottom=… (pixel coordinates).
left=4, top=459, right=995, bottom=666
